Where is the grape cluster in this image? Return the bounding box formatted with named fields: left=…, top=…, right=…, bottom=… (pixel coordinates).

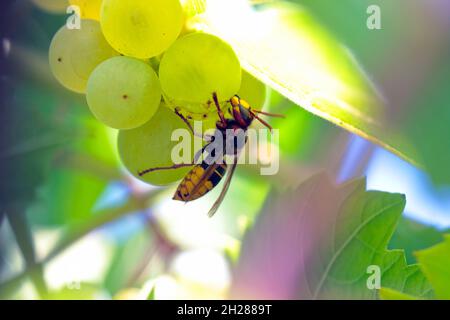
left=48, top=0, right=267, bottom=185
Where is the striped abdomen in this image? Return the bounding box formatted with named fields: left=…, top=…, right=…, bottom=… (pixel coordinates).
left=173, top=161, right=227, bottom=202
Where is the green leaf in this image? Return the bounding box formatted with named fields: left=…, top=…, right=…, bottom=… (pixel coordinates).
left=379, top=287, right=419, bottom=300
left=380, top=250, right=433, bottom=299
left=230, top=174, right=432, bottom=299
left=268, top=90, right=340, bottom=161
left=416, top=235, right=450, bottom=300
left=198, top=0, right=419, bottom=166
left=389, top=217, right=446, bottom=264
left=299, top=0, right=450, bottom=185
left=405, top=61, right=450, bottom=184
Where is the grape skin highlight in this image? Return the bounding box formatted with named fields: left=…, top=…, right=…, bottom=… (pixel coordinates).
left=49, top=20, right=119, bottom=93
left=86, top=56, right=161, bottom=130
left=159, top=32, right=242, bottom=114
left=101, top=0, right=184, bottom=59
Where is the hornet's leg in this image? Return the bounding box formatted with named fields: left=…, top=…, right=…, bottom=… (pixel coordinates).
left=138, top=163, right=195, bottom=177
left=174, top=108, right=205, bottom=139
left=212, top=92, right=227, bottom=128
left=138, top=140, right=213, bottom=177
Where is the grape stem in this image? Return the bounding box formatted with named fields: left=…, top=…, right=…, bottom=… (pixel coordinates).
left=0, top=188, right=166, bottom=298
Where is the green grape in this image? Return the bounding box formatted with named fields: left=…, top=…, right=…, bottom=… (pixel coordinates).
left=180, top=0, right=207, bottom=18
left=238, top=71, right=268, bottom=108
left=118, top=106, right=195, bottom=186
left=49, top=20, right=119, bottom=93
left=86, top=56, right=162, bottom=129
left=101, top=0, right=183, bottom=59
left=159, top=32, right=241, bottom=114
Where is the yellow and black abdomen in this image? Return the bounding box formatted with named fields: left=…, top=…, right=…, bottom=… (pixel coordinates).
left=173, top=161, right=227, bottom=202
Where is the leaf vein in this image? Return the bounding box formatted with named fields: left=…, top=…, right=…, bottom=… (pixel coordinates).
left=312, top=199, right=403, bottom=299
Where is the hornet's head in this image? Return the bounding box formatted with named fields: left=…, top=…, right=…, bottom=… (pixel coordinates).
left=230, top=95, right=254, bottom=128
left=226, top=94, right=284, bottom=131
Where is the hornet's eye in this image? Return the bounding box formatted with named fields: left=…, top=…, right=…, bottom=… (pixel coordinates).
left=239, top=103, right=252, bottom=121
left=230, top=95, right=240, bottom=107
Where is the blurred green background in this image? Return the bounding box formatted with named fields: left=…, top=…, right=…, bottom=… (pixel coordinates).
left=0, top=0, right=449, bottom=299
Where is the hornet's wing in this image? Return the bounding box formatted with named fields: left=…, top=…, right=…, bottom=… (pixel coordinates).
left=207, top=156, right=238, bottom=218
